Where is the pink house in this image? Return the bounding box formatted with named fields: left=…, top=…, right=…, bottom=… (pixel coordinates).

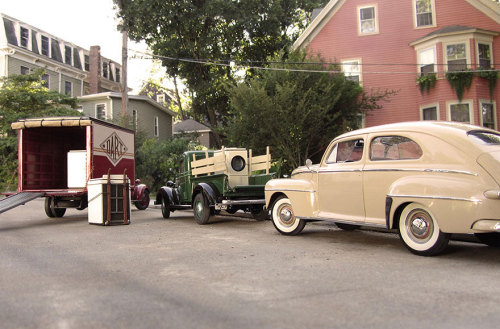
left=295, top=0, right=500, bottom=129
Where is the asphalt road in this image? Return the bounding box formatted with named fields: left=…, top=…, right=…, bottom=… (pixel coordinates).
left=0, top=199, right=499, bottom=329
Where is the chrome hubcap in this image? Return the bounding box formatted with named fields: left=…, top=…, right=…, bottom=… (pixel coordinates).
left=411, top=217, right=428, bottom=236
left=407, top=210, right=432, bottom=241
left=195, top=202, right=203, bottom=216
left=278, top=205, right=294, bottom=226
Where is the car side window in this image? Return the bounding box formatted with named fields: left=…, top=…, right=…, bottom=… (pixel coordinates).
left=370, top=136, right=422, bottom=161
left=327, top=139, right=364, bottom=163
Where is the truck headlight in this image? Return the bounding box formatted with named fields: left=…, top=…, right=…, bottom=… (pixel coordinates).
left=231, top=156, right=246, bottom=172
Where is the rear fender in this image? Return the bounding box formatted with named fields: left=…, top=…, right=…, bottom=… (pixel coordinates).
left=133, top=183, right=149, bottom=202
left=387, top=175, right=482, bottom=232
left=193, top=182, right=221, bottom=206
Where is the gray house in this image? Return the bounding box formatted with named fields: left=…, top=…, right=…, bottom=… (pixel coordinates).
left=174, top=119, right=215, bottom=148
left=79, top=92, right=175, bottom=141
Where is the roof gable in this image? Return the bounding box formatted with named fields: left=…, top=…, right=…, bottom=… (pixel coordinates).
left=293, top=0, right=500, bottom=49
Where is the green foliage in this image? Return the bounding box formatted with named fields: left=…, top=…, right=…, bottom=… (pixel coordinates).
left=478, top=69, right=499, bottom=100
left=225, top=50, right=392, bottom=174
left=135, top=136, right=202, bottom=192
left=0, top=68, right=80, bottom=136
left=445, top=70, right=474, bottom=102
left=416, top=73, right=437, bottom=94
left=0, top=69, right=81, bottom=191
left=0, top=137, right=18, bottom=192
left=115, top=0, right=327, bottom=140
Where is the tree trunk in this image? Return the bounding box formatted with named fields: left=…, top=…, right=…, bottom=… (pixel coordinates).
left=173, top=74, right=185, bottom=120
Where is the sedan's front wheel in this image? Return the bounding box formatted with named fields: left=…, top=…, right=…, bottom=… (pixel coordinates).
left=398, top=203, right=450, bottom=256
left=271, top=197, right=305, bottom=235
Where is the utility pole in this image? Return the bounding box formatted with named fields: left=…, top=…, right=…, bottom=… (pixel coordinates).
left=117, top=0, right=128, bottom=120
left=121, top=29, right=128, bottom=119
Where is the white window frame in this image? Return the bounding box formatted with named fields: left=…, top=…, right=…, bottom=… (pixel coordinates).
left=19, top=25, right=30, bottom=49
left=102, top=62, right=108, bottom=79
left=115, top=67, right=121, bottom=83
left=132, top=109, right=138, bottom=130
left=20, top=66, right=30, bottom=75
left=446, top=100, right=474, bottom=124
left=95, top=103, right=107, bottom=120
left=357, top=5, right=379, bottom=36
left=341, top=58, right=362, bottom=85
left=84, top=53, right=90, bottom=71
left=476, top=41, right=494, bottom=69
left=443, top=40, right=471, bottom=72
left=41, top=35, right=50, bottom=57
left=157, top=94, right=166, bottom=103
left=154, top=116, right=159, bottom=137
left=64, top=81, right=73, bottom=96
left=64, top=45, right=72, bottom=66
left=412, top=0, right=436, bottom=29
left=41, top=73, right=50, bottom=88
left=419, top=103, right=440, bottom=121
left=479, top=100, right=497, bottom=130
left=417, top=46, right=436, bottom=75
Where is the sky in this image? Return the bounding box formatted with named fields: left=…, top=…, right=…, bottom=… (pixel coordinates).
left=0, top=0, right=155, bottom=92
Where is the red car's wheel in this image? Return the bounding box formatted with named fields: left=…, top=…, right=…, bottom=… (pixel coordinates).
left=134, top=190, right=150, bottom=210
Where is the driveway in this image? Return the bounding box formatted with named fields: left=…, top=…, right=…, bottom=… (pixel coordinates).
left=0, top=199, right=499, bottom=329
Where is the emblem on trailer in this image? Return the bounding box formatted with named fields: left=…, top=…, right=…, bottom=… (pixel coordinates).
left=100, top=132, right=128, bottom=165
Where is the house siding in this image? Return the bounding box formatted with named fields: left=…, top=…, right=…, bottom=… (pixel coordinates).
left=128, top=98, right=173, bottom=140
left=79, top=94, right=174, bottom=141
left=305, top=0, right=500, bottom=128
left=6, top=57, right=83, bottom=96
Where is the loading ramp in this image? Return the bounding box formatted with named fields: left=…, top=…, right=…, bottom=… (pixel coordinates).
left=0, top=192, right=44, bottom=214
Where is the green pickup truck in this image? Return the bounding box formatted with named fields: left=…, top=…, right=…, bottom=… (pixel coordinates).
left=155, top=147, right=276, bottom=224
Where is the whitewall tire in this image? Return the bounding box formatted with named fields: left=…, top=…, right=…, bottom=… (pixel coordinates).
left=271, top=197, right=306, bottom=235
left=398, top=203, right=450, bottom=256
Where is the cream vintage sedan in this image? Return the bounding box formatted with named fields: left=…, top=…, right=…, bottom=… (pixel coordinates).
left=265, top=121, right=500, bottom=256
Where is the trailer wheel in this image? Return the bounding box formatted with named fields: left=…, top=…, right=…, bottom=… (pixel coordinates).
left=44, top=197, right=55, bottom=218
left=135, top=190, right=150, bottom=210
left=53, top=208, right=66, bottom=217
left=44, top=197, right=66, bottom=218
left=193, top=193, right=210, bottom=225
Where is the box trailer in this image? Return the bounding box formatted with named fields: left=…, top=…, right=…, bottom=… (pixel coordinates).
left=0, top=117, right=149, bottom=218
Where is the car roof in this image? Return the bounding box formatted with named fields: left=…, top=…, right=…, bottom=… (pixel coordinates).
left=336, top=121, right=493, bottom=140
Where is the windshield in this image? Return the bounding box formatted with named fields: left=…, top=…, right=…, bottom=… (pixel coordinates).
left=468, top=131, right=500, bottom=145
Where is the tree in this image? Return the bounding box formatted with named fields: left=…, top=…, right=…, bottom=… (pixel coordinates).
left=0, top=69, right=81, bottom=191
left=135, top=136, right=202, bottom=192
left=114, top=0, right=327, bottom=145
left=226, top=51, right=393, bottom=174
left=0, top=69, right=80, bottom=137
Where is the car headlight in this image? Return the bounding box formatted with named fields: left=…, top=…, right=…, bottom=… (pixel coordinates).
left=231, top=156, right=246, bottom=172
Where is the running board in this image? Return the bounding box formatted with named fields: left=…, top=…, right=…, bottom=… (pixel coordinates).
left=0, top=192, right=44, bottom=214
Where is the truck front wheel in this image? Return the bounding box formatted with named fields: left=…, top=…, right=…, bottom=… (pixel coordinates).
left=193, top=193, right=210, bottom=225
left=161, top=197, right=171, bottom=219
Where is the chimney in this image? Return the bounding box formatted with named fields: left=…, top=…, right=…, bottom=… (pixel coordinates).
left=89, top=45, right=102, bottom=94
